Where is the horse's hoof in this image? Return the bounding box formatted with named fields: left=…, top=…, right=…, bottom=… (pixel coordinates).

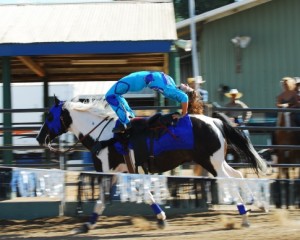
left=258, top=202, right=269, bottom=213
left=71, top=223, right=89, bottom=234
left=248, top=198, right=255, bottom=205
left=241, top=222, right=250, bottom=228
left=157, top=219, right=167, bottom=229
left=258, top=206, right=268, bottom=213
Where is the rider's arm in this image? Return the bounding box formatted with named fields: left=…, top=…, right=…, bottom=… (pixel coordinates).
left=181, top=102, right=188, bottom=115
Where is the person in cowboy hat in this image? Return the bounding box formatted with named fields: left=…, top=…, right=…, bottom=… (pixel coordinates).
left=295, top=77, right=300, bottom=106
left=291, top=77, right=300, bottom=126
left=187, top=76, right=209, bottom=103
left=224, top=89, right=252, bottom=126
left=276, top=77, right=298, bottom=108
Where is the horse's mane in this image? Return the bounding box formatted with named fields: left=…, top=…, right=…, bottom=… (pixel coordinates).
left=63, top=99, right=117, bottom=118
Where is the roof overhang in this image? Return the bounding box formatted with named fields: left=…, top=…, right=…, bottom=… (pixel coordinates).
left=0, top=41, right=173, bottom=56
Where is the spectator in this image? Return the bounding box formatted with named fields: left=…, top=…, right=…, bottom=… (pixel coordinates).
left=291, top=77, right=300, bottom=125
left=187, top=76, right=209, bottom=103
left=224, top=89, right=252, bottom=126
left=276, top=77, right=298, bottom=127
left=295, top=77, right=300, bottom=99
left=276, top=77, right=297, bottom=108
left=295, top=77, right=300, bottom=104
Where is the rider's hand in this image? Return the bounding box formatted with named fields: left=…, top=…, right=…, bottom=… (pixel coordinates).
left=172, top=112, right=181, bottom=119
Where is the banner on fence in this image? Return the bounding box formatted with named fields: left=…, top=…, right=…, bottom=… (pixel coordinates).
left=217, top=178, right=272, bottom=209
left=116, top=173, right=169, bottom=204
left=10, top=168, right=65, bottom=199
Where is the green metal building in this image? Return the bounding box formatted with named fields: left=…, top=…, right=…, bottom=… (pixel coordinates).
left=177, top=0, right=300, bottom=108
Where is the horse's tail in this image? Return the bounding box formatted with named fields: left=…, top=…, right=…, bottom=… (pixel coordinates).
left=212, top=111, right=268, bottom=175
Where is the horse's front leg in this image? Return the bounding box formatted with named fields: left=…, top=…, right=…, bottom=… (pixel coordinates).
left=145, top=190, right=167, bottom=228
left=85, top=198, right=105, bottom=231
left=72, top=187, right=105, bottom=234
left=237, top=202, right=251, bottom=227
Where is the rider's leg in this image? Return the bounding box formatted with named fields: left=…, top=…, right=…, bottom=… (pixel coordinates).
left=119, top=96, right=135, bottom=119
left=106, top=94, right=131, bottom=131
left=113, top=99, right=132, bottom=132
left=105, top=81, right=134, bottom=132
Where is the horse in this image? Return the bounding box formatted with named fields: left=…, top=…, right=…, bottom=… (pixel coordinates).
left=36, top=96, right=268, bottom=233
left=275, top=111, right=300, bottom=179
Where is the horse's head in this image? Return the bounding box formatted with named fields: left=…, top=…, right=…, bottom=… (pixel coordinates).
left=36, top=96, right=72, bottom=146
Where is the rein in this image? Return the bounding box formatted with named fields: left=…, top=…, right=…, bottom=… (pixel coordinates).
left=47, top=116, right=112, bottom=153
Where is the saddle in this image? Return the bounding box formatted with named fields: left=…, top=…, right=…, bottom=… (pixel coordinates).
left=113, top=112, right=193, bottom=173
left=131, top=112, right=179, bottom=136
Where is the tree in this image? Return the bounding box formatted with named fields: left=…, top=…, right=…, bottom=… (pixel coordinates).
left=174, top=0, right=235, bottom=22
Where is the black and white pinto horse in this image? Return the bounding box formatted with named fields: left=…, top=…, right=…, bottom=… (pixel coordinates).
left=36, top=96, right=268, bottom=232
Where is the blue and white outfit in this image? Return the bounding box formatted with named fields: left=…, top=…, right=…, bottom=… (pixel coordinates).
left=105, top=71, right=188, bottom=126
left=198, top=88, right=209, bottom=103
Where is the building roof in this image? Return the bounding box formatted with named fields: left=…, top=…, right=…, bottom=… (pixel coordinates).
left=176, top=0, right=271, bottom=32
left=0, top=1, right=177, bottom=56
left=0, top=1, right=176, bottom=83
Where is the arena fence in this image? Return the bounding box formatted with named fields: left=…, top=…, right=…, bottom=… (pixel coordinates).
left=76, top=171, right=299, bottom=211
left=0, top=167, right=299, bottom=220
left=1, top=106, right=300, bottom=212
left=1, top=105, right=300, bottom=164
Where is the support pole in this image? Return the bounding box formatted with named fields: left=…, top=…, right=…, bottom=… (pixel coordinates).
left=169, top=49, right=181, bottom=85
left=42, top=78, right=51, bottom=163
left=189, top=0, right=201, bottom=90
left=2, top=57, right=13, bottom=164
left=43, top=77, right=49, bottom=113
left=168, top=48, right=181, bottom=108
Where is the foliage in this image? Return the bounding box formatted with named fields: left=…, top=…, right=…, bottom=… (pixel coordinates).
left=174, top=0, right=235, bottom=22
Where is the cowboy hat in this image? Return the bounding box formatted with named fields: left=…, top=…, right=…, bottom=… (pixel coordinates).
left=280, top=77, right=295, bottom=82
left=225, top=89, right=243, bottom=98
left=294, top=77, right=300, bottom=84
left=187, top=76, right=206, bottom=84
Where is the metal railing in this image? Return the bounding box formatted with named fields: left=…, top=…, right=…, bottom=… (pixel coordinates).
left=1, top=105, right=300, bottom=169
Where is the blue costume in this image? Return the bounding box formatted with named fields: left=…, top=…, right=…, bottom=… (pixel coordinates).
left=105, top=71, right=188, bottom=131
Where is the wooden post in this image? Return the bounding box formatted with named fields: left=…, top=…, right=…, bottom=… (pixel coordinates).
left=2, top=57, right=13, bottom=164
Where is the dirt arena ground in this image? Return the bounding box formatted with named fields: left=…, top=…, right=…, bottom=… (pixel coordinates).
left=1, top=209, right=299, bottom=240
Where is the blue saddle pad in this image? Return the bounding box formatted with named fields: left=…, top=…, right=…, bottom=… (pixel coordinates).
left=114, top=114, right=194, bottom=156
left=147, top=114, right=194, bottom=156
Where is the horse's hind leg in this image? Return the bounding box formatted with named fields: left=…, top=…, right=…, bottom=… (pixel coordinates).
left=223, top=162, right=271, bottom=212
left=223, top=162, right=255, bottom=204
left=210, top=149, right=251, bottom=227
left=145, top=190, right=167, bottom=228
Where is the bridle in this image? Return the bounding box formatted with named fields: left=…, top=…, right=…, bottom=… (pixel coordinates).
left=46, top=116, right=113, bottom=153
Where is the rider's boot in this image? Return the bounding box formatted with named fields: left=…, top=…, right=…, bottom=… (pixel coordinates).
left=112, top=122, right=132, bottom=133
